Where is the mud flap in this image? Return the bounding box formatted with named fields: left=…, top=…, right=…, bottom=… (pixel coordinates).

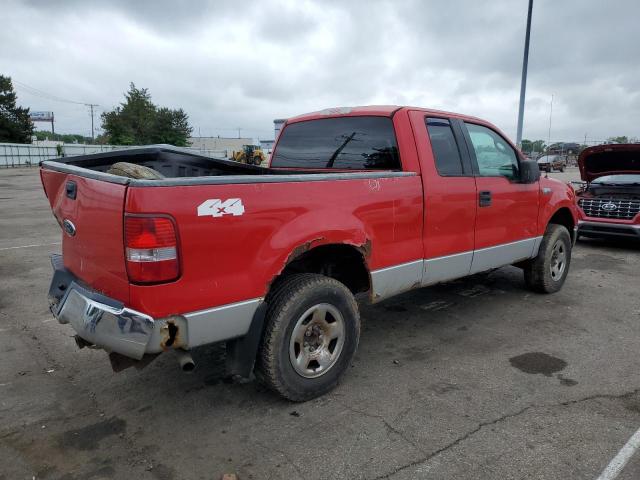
left=225, top=301, right=268, bottom=378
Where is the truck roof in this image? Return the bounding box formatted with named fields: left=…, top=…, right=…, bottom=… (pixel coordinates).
left=287, top=105, right=484, bottom=124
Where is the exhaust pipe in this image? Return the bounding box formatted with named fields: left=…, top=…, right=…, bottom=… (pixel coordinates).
left=176, top=350, right=195, bottom=372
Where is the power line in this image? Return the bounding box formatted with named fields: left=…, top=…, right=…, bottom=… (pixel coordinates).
left=14, top=80, right=275, bottom=141
left=14, top=79, right=100, bottom=140
left=13, top=80, right=91, bottom=106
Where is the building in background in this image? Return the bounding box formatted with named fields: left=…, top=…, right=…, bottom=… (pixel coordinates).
left=188, top=136, right=255, bottom=157
left=274, top=118, right=286, bottom=141
left=31, top=137, right=63, bottom=147
left=260, top=139, right=275, bottom=156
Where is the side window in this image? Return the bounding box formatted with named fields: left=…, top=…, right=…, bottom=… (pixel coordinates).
left=425, top=118, right=464, bottom=176
left=465, top=123, right=519, bottom=179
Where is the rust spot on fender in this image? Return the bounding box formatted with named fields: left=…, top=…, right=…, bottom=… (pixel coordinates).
left=356, top=238, right=372, bottom=259
left=288, top=236, right=325, bottom=263
left=160, top=319, right=184, bottom=350
left=264, top=237, right=325, bottom=293
left=267, top=237, right=373, bottom=295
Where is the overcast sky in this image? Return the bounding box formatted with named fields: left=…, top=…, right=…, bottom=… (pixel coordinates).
left=2, top=0, right=639, bottom=143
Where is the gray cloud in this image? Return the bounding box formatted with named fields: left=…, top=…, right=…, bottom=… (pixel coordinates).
left=3, top=0, right=639, bottom=143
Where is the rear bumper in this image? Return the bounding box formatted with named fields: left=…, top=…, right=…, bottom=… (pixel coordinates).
left=49, top=254, right=159, bottom=359
left=48, top=254, right=262, bottom=361
left=55, top=287, right=155, bottom=359
left=577, top=220, right=640, bottom=240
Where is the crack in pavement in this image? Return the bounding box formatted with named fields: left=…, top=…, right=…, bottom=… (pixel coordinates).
left=371, top=387, right=640, bottom=480
left=334, top=400, right=427, bottom=455
left=253, top=438, right=305, bottom=480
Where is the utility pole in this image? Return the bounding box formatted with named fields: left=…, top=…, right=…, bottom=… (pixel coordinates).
left=326, top=132, right=358, bottom=168
left=516, top=0, right=534, bottom=147
left=85, top=103, right=98, bottom=142
left=547, top=94, right=554, bottom=148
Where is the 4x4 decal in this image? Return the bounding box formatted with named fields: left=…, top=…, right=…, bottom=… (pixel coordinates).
left=197, top=198, right=245, bottom=217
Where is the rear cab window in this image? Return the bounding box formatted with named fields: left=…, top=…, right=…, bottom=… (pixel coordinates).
left=271, top=116, right=401, bottom=170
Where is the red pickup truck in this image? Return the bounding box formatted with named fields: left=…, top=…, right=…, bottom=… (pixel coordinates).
left=41, top=106, right=579, bottom=401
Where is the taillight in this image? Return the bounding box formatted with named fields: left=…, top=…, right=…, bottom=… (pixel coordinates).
left=124, top=215, right=180, bottom=284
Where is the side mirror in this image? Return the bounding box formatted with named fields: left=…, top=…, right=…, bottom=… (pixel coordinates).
left=520, top=159, right=540, bottom=184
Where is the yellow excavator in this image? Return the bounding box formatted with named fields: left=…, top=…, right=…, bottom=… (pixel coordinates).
left=231, top=145, right=265, bottom=166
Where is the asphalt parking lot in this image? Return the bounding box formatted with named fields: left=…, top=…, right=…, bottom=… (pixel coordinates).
left=1, top=166, right=639, bottom=480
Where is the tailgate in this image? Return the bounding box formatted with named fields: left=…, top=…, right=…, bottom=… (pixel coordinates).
left=40, top=167, right=130, bottom=303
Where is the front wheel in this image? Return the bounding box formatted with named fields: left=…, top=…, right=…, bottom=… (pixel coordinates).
left=523, top=224, right=572, bottom=293
left=256, top=274, right=360, bottom=401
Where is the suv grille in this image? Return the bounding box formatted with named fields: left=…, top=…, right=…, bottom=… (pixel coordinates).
left=578, top=197, right=640, bottom=220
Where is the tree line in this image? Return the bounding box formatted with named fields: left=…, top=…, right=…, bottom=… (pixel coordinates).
left=0, top=77, right=192, bottom=146
left=521, top=136, right=637, bottom=155
left=0, top=75, right=34, bottom=143
left=99, top=83, right=192, bottom=146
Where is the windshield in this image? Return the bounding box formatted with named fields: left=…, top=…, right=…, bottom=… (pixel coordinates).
left=592, top=174, right=640, bottom=185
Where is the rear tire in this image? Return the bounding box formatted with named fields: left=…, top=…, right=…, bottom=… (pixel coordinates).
left=256, top=274, right=360, bottom=402
left=524, top=224, right=572, bottom=293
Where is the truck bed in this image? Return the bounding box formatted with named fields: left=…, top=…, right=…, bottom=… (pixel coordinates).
left=40, top=145, right=418, bottom=317
left=42, top=146, right=409, bottom=186
left=46, top=146, right=276, bottom=178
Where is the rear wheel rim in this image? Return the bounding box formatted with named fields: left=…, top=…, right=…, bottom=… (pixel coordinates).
left=289, top=303, right=346, bottom=379
left=550, top=240, right=567, bottom=281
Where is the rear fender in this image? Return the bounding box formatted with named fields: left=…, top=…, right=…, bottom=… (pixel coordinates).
left=259, top=210, right=373, bottom=288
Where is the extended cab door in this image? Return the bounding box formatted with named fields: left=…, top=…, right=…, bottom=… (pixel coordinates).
left=458, top=121, right=540, bottom=273
left=409, top=111, right=477, bottom=285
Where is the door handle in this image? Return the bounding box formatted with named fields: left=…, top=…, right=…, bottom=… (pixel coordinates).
left=479, top=190, right=492, bottom=207
left=65, top=181, right=77, bottom=200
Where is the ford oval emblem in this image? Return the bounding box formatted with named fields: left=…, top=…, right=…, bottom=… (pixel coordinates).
left=63, top=219, right=76, bottom=236
left=601, top=202, right=618, bottom=212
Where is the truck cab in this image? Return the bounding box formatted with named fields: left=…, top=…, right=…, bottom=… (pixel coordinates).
left=270, top=107, right=575, bottom=291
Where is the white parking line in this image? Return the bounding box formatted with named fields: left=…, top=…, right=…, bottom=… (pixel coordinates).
left=596, top=426, right=640, bottom=480
left=0, top=242, right=60, bottom=251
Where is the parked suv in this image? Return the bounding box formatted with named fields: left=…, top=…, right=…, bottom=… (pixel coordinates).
left=537, top=154, right=567, bottom=172
left=576, top=144, right=640, bottom=240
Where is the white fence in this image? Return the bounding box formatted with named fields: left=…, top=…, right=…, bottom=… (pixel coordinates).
left=0, top=143, right=227, bottom=167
